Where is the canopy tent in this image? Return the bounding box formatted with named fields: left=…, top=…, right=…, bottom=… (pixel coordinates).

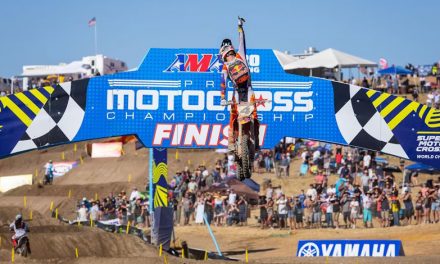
left=405, top=163, right=440, bottom=174
left=21, top=61, right=90, bottom=77
left=284, top=48, right=377, bottom=70
left=378, top=65, right=412, bottom=76
left=203, top=178, right=259, bottom=201
left=273, top=50, right=299, bottom=70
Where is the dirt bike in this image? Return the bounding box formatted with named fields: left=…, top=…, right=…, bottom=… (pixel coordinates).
left=9, top=225, right=31, bottom=257
left=14, top=235, right=30, bottom=257
left=226, top=99, right=269, bottom=180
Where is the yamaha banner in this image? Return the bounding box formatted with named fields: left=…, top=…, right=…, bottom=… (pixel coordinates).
left=0, top=49, right=439, bottom=168
left=297, top=240, right=404, bottom=257
left=152, top=148, right=168, bottom=209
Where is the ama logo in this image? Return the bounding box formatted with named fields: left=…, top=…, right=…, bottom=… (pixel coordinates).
left=164, top=54, right=223, bottom=73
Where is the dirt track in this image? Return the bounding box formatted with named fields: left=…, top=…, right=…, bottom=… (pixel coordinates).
left=1, top=143, right=440, bottom=263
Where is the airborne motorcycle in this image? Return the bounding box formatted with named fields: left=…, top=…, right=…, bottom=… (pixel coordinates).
left=227, top=99, right=269, bottom=180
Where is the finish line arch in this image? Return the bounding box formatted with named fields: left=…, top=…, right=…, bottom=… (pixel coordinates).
left=0, top=48, right=439, bottom=168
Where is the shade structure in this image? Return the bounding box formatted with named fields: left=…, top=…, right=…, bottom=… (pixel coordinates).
left=405, top=163, right=440, bottom=174
left=284, top=48, right=377, bottom=70
left=273, top=50, right=299, bottom=70
left=203, top=178, right=259, bottom=200
left=378, top=65, right=412, bottom=75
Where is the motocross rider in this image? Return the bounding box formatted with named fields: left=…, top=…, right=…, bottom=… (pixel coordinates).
left=10, top=214, right=31, bottom=253
left=220, top=17, right=260, bottom=154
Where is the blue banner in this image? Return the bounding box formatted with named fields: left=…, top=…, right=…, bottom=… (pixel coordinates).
left=0, top=49, right=439, bottom=168
left=297, top=240, right=404, bottom=257
left=153, top=148, right=168, bottom=209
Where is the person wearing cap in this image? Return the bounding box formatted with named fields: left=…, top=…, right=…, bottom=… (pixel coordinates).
left=402, top=188, right=414, bottom=225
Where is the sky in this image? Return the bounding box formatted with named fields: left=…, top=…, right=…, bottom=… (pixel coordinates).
left=0, top=0, right=439, bottom=77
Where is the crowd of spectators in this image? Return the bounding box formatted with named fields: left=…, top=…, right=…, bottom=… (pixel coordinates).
left=73, top=142, right=439, bottom=232
left=108, top=142, right=435, bottom=231
left=74, top=187, right=150, bottom=228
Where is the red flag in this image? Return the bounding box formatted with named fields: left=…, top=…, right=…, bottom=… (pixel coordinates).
left=88, top=17, right=96, bottom=27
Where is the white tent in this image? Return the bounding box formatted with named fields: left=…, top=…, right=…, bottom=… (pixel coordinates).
left=284, top=48, right=377, bottom=70
left=22, top=61, right=89, bottom=77
left=273, top=50, right=299, bottom=70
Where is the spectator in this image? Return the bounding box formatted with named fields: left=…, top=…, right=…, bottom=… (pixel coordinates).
left=204, top=170, right=214, bottom=188
left=391, top=195, right=401, bottom=226
left=213, top=193, right=225, bottom=226
left=350, top=196, right=360, bottom=229
left=402, top=189, right=414, bottom=225
left=133, top=198, right=145, bottom=227
left=182, top=193, right=193, bottom=226
left=362, top=191, right=373, bottom=228
left=276, top=194, right=288, bottom=229
left=204, top=194, right=214, bottom=225
left=77, top=203, right=88, bottom=222
left=194, top=194, right=205, bottom=225
left=90, top=200, right=100, bottom=221
left=312, top=196, right=322, bottom=229
left=226, top=203, right=240, bottom=226
left=228, top=189, right=237, bottom=205
left=258, top=195, right=268, bottom=229
left=341, top=193, right=351, bottom=228
left=304, top=195, right=313, bottom=228
left=237, top=195, right=248, bottom=226
left=306, top=184, right=317, bottom=200
left=325, top=195, right=334, bottom=228
left=287, top=196, right=296, bottom=230
left=294, top=196, right=304, bottom=229
left=266, top=197, right=275, bottom=228
left=129, top=187, right=141, bottom=201
left=361, top=170, right=370, bottom=194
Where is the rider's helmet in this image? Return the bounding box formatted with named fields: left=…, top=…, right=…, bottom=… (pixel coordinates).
left=220, top=38, right=235, bottom=61
left=15, top=214, right=22, bottom=222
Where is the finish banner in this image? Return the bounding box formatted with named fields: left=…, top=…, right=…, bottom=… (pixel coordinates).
left=0, top=49, right=439, bottom=167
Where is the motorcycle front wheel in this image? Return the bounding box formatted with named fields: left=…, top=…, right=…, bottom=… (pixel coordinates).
left=240, top=134, right=252, bottom=179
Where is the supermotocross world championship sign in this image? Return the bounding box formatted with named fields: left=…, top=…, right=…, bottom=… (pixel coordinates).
left=0, top=48, right=439, bottom=168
